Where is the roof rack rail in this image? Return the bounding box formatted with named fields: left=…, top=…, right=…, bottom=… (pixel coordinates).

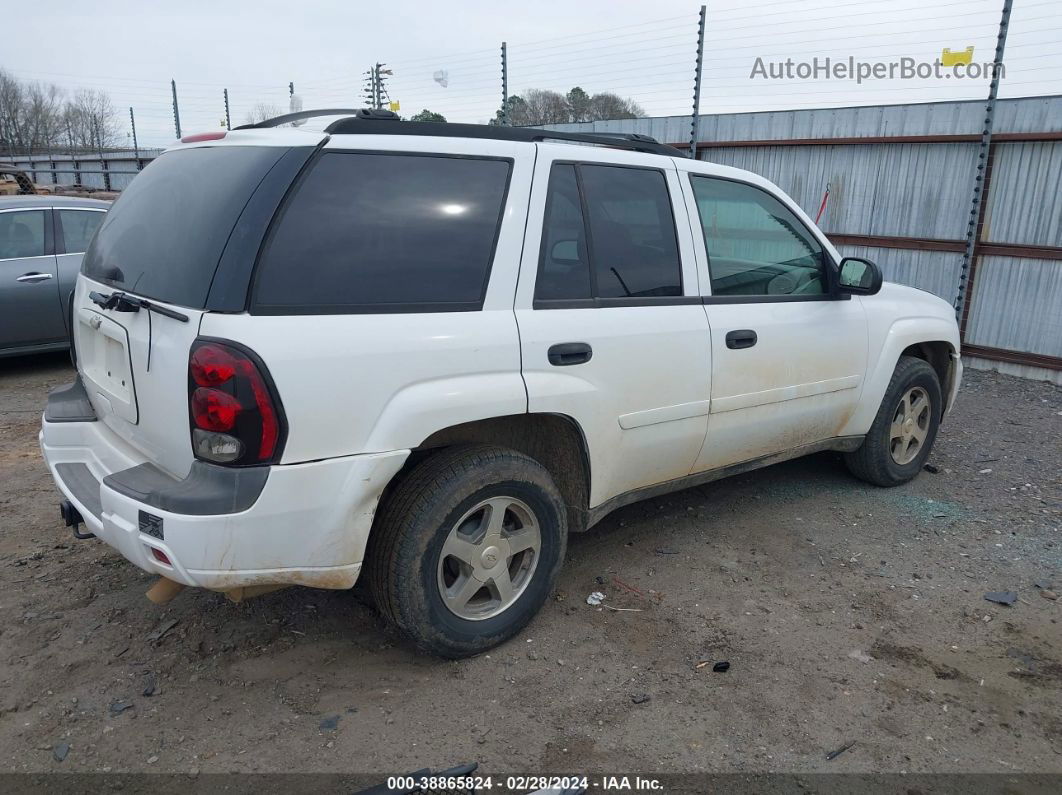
left=322, top=116, right=682, bottom=156
left=234, top=107, right=682, bottom=156
left=234, top=108, right=400, bottom=130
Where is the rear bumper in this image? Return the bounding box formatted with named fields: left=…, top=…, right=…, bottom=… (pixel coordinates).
left=40, top=381, right=409, bottom=591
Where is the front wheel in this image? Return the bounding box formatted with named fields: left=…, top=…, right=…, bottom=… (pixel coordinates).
left=366, top=444, right=567, bottom=658
left=845, top=356, right=942, bottom=487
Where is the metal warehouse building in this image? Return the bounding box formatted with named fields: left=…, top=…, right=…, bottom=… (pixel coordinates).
left=546, top=95, right=1062, bottom=384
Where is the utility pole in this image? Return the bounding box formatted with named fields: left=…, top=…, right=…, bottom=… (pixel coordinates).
left=689, top=5, right=707, bottom=159
left=954, top=0, right=1012, bottom=327
left=223, top=88, right=231, bottom=130
left=94, top=118, right=111, bottom=191
left=501, top=42, right=510, bottom=126
left=363, top=64, right=391, bottom=110
left=171, top=79, right=182, bottom=139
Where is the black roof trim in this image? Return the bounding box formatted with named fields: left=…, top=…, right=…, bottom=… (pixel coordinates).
left=323, top=117, right=682, bottom=156
left=235, top=106, right=682, bottom=156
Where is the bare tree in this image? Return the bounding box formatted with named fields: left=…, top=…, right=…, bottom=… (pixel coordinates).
left=64, top=89, right=121, bottom=150
left=492, top=86, right=645, bottom=127
left=22, top=82, right=65, bottom=149
left=0, top=69, right=26, bottom=153
left=244, top=102, right=284, bottom=125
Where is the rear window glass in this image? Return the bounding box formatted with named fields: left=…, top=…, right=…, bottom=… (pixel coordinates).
left=82, top=146, right=286, bottom=307
left=252, top=152, right=511, bottom=313
left=58, top=209, right=105, bottom=254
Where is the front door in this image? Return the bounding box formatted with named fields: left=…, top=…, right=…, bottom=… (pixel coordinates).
left=516, top=147, right=711, bottom=507
left=682, top=174, right=868, bottom=471
left=0, top=208, right=64, bottom=349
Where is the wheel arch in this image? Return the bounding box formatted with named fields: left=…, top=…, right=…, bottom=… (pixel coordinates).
left=843, top=316, right=960, bottom=436
left=380, top=413, right=593, bottom=533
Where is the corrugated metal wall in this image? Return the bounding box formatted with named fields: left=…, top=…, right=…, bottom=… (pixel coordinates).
left=983, top=142, right=1062, bottom=247
left=703, top=143, right=979, bottom=239
left=549, top=96, right=1062, bottom=382
left=545, top=95, right=1062, bottom=142
left=966, top=255, right=1062, bottom=358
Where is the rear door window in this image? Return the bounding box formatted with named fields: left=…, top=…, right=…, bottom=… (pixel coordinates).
left=252, top=152, right=512, bottom=313
left=57, top=209, right=105, bottom=254
left=82, top=146, right=288, bottom=307
left=534, top=163, right=682, bottom=304
left=0, top=210, right=46, bottom=259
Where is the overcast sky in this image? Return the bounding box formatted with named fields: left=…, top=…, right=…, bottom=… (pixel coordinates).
left=5, top=0, right=1060, bottom=146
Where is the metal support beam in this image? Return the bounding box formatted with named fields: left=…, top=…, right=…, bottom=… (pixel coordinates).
left=954, top=0, right=1012, bottom=323
left=688, top=5, right=706, bottom=159
left=129, top=107, right=141, bottom=171
left=171, top=79, right=182, bottom=139
left=501, top=42, right=509, bottom=126
left=223, top=88, right=231, bottom=131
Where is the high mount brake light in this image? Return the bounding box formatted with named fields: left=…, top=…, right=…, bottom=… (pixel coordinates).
left=187, top=340, right=285, bottom=466
left=181, top=131, right=227, bottom=144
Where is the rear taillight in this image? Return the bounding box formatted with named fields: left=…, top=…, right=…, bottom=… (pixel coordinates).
left=188, top=339, right=285, bottom=466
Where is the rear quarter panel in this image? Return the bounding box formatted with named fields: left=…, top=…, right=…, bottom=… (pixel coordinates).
left=199, top=137, right=535, bottom=462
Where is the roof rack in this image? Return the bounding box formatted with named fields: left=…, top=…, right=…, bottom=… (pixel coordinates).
left=325, top=117, right=681, bottom=156
left=234, top=107, right=681, bottom=156
left=234, top=108, right=401, bottom=130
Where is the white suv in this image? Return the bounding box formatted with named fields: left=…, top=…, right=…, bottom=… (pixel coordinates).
left=40, top=110, right=962, bottom=657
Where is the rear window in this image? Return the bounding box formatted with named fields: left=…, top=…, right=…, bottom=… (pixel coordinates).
left=82, top=146, right=286, bottom=308
left=252, top=152, right=512, bottom=313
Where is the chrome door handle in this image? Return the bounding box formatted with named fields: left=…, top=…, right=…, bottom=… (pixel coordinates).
left=17, top=272, right=53, bottom=283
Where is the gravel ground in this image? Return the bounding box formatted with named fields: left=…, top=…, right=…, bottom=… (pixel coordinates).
left=0, top=353, right=1059, bottom=780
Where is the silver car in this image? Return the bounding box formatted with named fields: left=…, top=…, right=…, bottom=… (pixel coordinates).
left=0, top=196, right=109, bottom=357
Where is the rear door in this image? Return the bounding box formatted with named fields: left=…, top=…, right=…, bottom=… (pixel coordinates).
left=0, top=207, right=65, bottom=349
left=74, top=144, right=295, bottom=478
left=516, top=147, right=710, bottom=507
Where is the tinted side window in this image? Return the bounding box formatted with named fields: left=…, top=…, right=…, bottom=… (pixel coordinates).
left=580, top=165, right=681, bottom=298
left=254, top=152, right=511, bottom=313
left=58, top=210, right=104, bottom=254
left=0, top=210, right=45, bottom=259
left=690, top=177, right=827, bottom=297
left=535, top=165, right=591, bottom=301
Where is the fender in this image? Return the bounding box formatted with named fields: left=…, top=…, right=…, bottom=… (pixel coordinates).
left=841, top=313, right=959, bottom=437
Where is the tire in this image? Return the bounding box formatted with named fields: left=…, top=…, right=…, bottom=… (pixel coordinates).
left=845, top=356, right=942, bottom=487
left=365, top=444, right=567, bottom=658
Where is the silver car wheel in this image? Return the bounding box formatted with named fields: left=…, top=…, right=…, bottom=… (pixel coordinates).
left=889, top=386, right=931, bottom=465
left=436, top=496, right=541, bottom=621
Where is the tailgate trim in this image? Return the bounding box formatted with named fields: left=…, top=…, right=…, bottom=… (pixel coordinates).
left=103, top=461, right=270, bottom=515
left=45, top=377, right=97, bottom=423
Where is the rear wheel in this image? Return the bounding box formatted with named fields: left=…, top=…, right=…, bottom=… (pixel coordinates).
left=366, top=444, right=567, bottom=658
left=845, top=356, right=942, bottom=487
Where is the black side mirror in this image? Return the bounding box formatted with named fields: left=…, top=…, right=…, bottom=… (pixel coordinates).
left=837, top=257, right=883, bottom=295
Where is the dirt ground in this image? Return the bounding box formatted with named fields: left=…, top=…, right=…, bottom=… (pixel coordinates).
left=0, top=352, right=1059, bottom=781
